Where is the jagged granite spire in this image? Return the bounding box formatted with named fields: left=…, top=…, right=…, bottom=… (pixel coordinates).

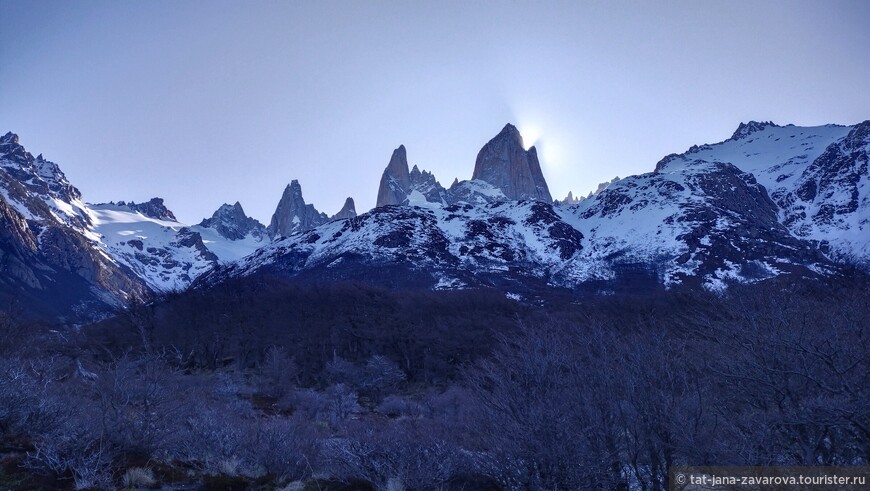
left=375, top=145, right=448, bottom=207
left=376, top=145, right=411, bottom=207
left=472, top=123, right=552, bottom=202
left=268, top=180, right=329, bottom=238
left=332, top=197, right=357, bottom=220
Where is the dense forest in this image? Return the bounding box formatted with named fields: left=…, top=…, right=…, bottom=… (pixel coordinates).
left=1, top=273, right=869, bottom=490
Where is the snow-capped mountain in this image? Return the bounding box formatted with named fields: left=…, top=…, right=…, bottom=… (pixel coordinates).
left=2, top=119, right=868, bottom=319
left=560, top=161, right=828, bottom=290
left=374, top=124, right=553, bottom=208
left=0, top=132, right=150, bottom=319
left=88, top=201, right=219, bottom=292
left=656, top=121, right=869, bottom=266
left=206, top=199, right=585, bottom=291
left=204, top=121, right=868, bottom=292
left=0, top=130, right=366, bottom=314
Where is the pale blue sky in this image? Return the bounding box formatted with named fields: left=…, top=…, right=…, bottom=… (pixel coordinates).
left=2, top=0, right=869, bottom=224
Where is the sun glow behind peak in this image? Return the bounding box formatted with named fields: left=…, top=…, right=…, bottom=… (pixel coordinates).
left=516, top=122, right=562, bottom=172
left=517, top=124, right=541, bottom=150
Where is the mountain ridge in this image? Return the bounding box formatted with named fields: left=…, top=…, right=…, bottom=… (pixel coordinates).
left=1, top=120, right=868, bottom=321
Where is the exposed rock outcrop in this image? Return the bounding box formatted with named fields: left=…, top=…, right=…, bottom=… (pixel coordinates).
left=113, top=198, right=178, bottom=221
left=731, top=120, right=778, bottom=140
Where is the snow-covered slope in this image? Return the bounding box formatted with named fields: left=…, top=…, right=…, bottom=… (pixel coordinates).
left=560, top=161, right=828, bottom=290
left=205, top=200, right=586, bottom=291
left=207, top=120, right=869, bottom=292
left=657, top=121, right=869, bottom=266
left=88, top=203, right=218, bottom=292
left=89, top=199, right=276, bottom=291
left=208, top=172, right=829, bottom=293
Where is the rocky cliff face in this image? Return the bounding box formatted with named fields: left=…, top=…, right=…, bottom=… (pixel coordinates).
left=785, top=121, right=870, bottom=262
left=268, top=180, right=329, bottom=238
left=0, top=132, right=92, bottom=230
left=374, top=124, right=553, bottom=208
left=471, top=124, right=552, bottom=202
left=0, top=196, right=41, bottom=289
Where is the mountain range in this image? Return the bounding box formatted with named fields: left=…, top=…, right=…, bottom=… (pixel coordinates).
left=0, top=119, right=867, bottom=322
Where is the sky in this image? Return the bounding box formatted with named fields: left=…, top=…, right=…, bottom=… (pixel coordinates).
left=2, top=0, right=869, bottom=225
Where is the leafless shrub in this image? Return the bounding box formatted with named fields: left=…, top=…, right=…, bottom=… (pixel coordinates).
left=320, top=421, right=464, bottom=489
left=376, top=395, right=424, bottom=419
left=321, top=383, right=363, bottom=427
left=122, top=466, right=157, bottom=488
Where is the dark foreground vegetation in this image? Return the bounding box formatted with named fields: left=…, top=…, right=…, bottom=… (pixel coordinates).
left=1, top=273, right=869, bottom=490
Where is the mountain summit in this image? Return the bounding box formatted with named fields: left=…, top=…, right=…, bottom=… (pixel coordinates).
left=375, top=124, right=551, bottom=208
left=376, top=145, right=412, bottom=207
left=332, top=197, right=357, bottom=220
left=267, top=180, right=329, bottom=238
left=198, top=202, right=265, bottom=240
left=472, top=124, right=552, bottom=202
left=375, top=145, right=448, bottom=207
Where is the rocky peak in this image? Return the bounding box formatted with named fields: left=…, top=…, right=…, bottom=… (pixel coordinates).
left=268, top=179, right=329, bottom=238
left=558, top=191, right=582, bottom=205
left=0, top=131, right=19, bottom=146
left=376, top=145, right=447, bottom=207
left=332, top=197, right=357, bottom=220
left=471, top=123, right=552, bottom=202
left=199, top=201, right=266, bottom=240
left=0, top=132, right=87, bottom=227
left=1, top=132, right=33, bottom=166
left=116, top=198, right=177, bottom=221
left=731, top=121, right=779, bottom=140
left=376, top=145, right=411, bottom=207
